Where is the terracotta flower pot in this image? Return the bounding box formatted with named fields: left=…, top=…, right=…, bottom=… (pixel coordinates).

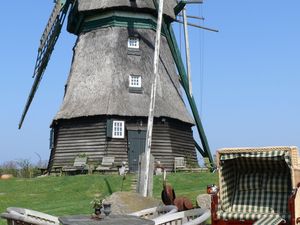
left=94, top=207, right=101, bottom=216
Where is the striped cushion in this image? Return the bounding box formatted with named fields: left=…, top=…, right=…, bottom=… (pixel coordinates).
left=253, top=214, right=285, bottom=225
left=231, top=190, right=273, bottom=213
left=217, top=211, right=266, bottom=220
left=238, top=173, right=261, bottom=191
left=231, top=190, right=290, bottom=214
left=217, top=211, right=289, bottom=222
left=218, top=168, right=291, bottom=221
left=219, top=159, right=236, bottom=211
left=263, top=172, right=291, bottom=192
left=219, top=150, right=292, bottom=167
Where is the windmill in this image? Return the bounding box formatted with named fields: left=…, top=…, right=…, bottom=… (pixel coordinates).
left=19, top=0, right=216, bottom=173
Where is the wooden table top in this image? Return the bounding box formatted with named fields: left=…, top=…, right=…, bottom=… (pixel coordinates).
left=59, top=214, right=155, bottom=225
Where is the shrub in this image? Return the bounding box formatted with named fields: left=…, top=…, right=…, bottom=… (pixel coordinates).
left=0, top=161, right=18, bottom=177
left=0, top=158, right=48, bottom=178
left=17, top=159, right=33, bottom=178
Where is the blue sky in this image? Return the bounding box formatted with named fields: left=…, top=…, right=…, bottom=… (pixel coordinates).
left=0, top=1, right=299, bottom=164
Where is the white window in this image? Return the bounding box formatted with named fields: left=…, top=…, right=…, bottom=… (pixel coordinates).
left=129, top=75, right=142, bottom=88
left=128, top=37, right=139, bottom=49
left=112, top=121, right=125, bottom=138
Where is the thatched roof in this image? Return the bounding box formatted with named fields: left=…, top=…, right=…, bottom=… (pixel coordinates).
left=77, top=0, right=177, bottom=20
left=54, top=27, right=194, bottom=125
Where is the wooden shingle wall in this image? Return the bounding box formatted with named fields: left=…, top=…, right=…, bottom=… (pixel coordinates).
left=48, top=117, right=196, bottom=172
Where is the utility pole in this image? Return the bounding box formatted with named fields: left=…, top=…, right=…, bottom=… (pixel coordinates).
left=143, top=0, right=164, bottom=197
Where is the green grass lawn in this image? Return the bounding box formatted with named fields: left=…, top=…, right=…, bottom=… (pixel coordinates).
left=0, top=172, right=217, bottom=225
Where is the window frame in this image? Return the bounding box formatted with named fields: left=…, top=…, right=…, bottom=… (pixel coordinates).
left=129, top=75, right=142, bottom=88
left=49, top=128, right=55, bottom=149
left=112, top=120, right=125, bottom=139
left=128, top=37, right=140, bottom=49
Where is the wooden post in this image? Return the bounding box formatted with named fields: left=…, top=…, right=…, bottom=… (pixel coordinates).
left=137, top=153, right=154, bottom=197
left=143, top=0, right=164, bottom=197
left=182, top=7, right=192, bottom=96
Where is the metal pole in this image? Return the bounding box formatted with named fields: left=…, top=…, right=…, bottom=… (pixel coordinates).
left=143, top=0, right=164, bottom=197
left=182, top=6, right=192, bottom=96
left=175, top=19, right=219, bottom=33
left=186, top=0, right=203, bottom=3
left=178, top=14, right=205, bottom=21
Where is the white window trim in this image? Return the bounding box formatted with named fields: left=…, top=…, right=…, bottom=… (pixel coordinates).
left=128, top=37, right=140, bottom=49
left=129, top=75, right=142, bottom=88
left=112, top=121, right=125, bottom=138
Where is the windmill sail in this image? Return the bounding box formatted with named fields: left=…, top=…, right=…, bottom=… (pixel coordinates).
left=19, top=0, right=72, bottom=129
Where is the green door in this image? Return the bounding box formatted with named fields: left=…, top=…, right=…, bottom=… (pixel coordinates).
left=128, top=130, right=146, bottom=172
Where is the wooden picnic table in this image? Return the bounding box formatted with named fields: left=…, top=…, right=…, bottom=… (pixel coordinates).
left=59, top=214, right=154, bottom=225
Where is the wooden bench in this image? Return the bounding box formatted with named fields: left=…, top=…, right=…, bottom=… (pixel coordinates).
left=38, top=167, right=48, bottom=175
left=1, top=207, right=59, bottom=225
left=62, top=155, right=88, bottom=175
left=95, top=157, right=116, bottom=173
left=174, top=157, right=186, bottom=172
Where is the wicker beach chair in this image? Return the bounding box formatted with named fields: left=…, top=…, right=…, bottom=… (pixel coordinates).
left=209, top=146, right=300, bottom=225
left=1, top=207, right=59, bottom=225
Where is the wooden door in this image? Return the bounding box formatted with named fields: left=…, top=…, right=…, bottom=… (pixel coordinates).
left=128, top=130, right=146, bottom=172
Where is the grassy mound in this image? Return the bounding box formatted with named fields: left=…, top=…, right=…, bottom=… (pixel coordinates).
left=0, top=172, right=217, bottom=225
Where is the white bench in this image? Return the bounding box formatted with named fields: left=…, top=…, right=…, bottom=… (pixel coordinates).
left=174, top=157, right=186, bottom=172
left=129, top=205, right=178, bottom=220
left=1, top=207, right=59, bottom=225
left=152, top=208, right=210, bottom=225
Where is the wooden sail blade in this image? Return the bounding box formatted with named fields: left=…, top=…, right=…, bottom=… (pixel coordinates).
left=18, top=0, right=72, bottom=129
left=177, top=14, right=205, bottom=21
left=39, top=1, right=63, bottom=53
